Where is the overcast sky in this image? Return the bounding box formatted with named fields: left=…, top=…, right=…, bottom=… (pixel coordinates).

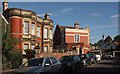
left=0, top=1, right=119, bottom=44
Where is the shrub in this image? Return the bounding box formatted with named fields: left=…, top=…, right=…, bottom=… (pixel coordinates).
left=25, top=49, right=35, bottom=54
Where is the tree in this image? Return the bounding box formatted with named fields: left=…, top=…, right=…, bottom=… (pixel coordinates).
left=2, top=23, right=22, bottom=69
left=114, top=35, right=120, bottom=44
left=97, top=39, right=104, bottom=43
left=104, top=36, right=112, bottom=42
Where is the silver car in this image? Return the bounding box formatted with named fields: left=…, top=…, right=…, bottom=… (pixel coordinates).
left=14, top=57, right=62, bottom=74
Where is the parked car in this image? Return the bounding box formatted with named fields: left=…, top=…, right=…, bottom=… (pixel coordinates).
left=14, top=57, right=62, bottom=74
left=78, top=54, right=91, bottom=66
left=102, top=53, right=112, bottom=59
left=59, top=55, right=82, bottom=72
left=87, top=51, right=102, bottom=62
left=88, top=53, right=97, bottom=64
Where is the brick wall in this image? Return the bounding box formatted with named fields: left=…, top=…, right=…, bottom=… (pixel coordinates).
left=66, top=35, right=74, bottom=43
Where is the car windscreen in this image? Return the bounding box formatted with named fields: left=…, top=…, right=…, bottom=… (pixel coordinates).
left=22, top=58, right=44, bottom=67
left=88, top=54, right=94, bottom=58
left=59, top=56, right=73, bottom=62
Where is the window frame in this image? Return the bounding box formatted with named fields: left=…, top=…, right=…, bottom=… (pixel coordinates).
left=37, top=26, right=40, bottom=37
left=50, top=57, right=58, bottom=64
left=31, top=44, right=35, bottom=50
left=74, top=34, right=80, bottom=42
left=44, top=28, right=48, bottom=38
left=24, top=44, right=29, bottom=49
left=44, top=58, right=52, bottom=66
left=24, top=21, right=29, bottom=34
left=50, top=29, right=52, bottom=39
left=31, top=22, right=35, bottom=35
left=44, top=46, right=48, bottom=53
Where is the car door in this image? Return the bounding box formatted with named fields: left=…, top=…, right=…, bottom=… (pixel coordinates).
left=43, top=58, right=52, bottom=72
left=50, top=57, right=59, bottom=72
left=74, top=55, right=81, bottom=68
left=73, top=56, right=78, bottom=68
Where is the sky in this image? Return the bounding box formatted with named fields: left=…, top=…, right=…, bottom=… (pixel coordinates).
left=1, top=2, right=119, bottom=44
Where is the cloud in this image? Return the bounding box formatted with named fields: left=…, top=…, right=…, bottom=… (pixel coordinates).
left=110, top=14, right=120, bottom=18
left=62, top=8, right=73, bottom=13
left=91, top=24, right=117, bottom=30
left=91, top=12, right=101, bottom=16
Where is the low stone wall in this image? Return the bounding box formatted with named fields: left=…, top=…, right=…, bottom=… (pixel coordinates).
left=41, top=52, right=78, bottom=60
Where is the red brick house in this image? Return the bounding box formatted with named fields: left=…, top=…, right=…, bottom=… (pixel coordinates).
left=54, top=22, right=90, bottom=54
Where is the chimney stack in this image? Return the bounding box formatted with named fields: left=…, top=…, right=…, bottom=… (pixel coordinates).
left=44, top=13, right=49, bottom=19
left=3, top=0, right=8, bottom=12
left=74, top=22, right=79, bottom=29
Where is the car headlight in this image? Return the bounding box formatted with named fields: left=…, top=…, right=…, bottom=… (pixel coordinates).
left=91, top=59, right=94, bottom=61
left=83, top=60, right=86, bottom=64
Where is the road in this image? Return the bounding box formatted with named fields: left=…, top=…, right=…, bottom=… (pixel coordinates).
left=2, top=57, right=120, bottom=74
left=65, top=57, right=120, bottom=74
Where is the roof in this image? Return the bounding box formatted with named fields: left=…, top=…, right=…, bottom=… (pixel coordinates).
left=59, top=26, right=75, bottom=30
left=113, top=42, right=119, bottom=45
left=59, top=26, right=83, bottom=30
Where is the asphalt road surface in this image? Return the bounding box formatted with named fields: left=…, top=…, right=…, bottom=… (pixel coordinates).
left=64, top=57, right=120, bottom=74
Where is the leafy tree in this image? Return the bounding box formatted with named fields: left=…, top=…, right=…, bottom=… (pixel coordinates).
left=114, top=35, right=120, bottom=44
left=2, top=23, right=22, bottom=69
left=97, top=39, right=104, bottom=43
left=104, top=36, right=112, bottom=42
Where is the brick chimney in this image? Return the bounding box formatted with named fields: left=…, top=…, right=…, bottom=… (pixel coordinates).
left=3, top=0, right=8, bottom=12
left=44, top=13, right=49, bottom=19
left=74, top=22, right=79, bottom=29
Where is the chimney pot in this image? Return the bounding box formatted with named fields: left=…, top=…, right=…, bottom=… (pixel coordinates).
left=74, top=22, right=79, bottom=29
left=44, top=13, right=49, bottom=19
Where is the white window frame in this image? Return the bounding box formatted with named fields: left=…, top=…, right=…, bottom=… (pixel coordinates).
left=44, top=46, right=48, bottom=53
left=24, top=21, right=29, bottom=34
left=31, top=22, right=35, bottom=35
left=24, top=44, right=29, bottom=49
left=37, top=26, right=40, bottom=37
left=74, top=34, right=80, bottom=43
left=50, top=29, right=52, bottom=39
left=50, top=47, right=52, bottom=53
left=31, top=44, right=35, bottom=50
left=44, top=28, right=48, bottom=38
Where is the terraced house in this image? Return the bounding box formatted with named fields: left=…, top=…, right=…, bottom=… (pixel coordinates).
left=2, top=0, right=54, bottom=54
